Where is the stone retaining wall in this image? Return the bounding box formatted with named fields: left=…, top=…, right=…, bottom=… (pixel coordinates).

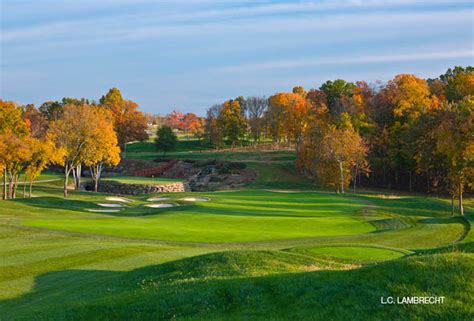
left=84, top=181, right=189, bottom=195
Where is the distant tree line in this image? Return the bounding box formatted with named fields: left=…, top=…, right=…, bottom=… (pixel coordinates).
left=203, top=66, right=473, bottom=215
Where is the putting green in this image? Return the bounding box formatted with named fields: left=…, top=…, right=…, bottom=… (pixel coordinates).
left=21, top=191, right=375, bottom=243
left=306, top=246, right=406, bottom=261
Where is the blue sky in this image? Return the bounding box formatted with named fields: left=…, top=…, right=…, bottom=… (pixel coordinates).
left=1, top=0, right=473, bottom=115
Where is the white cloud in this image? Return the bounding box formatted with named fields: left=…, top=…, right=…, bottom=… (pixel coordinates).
left=2, top=7, right=471, bottom=44
left=218, top=50, right=474, bottom=72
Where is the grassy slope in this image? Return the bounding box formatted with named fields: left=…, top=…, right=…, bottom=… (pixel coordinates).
left=1, top=250, right=472, bottom=321
left=0, top=142, right=472, bottom=320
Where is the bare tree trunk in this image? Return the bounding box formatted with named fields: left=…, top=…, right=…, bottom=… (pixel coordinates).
left=29, top=180, right=33, bottom=198
left=123, top=143, right=127, bottom=159
left=339, top=160, right=345, bottom=194
left=23, top=176, right=27, bottom=198
left=72, top=167, right=77, bottom=190
left=458, top=182, right=464, bottom=216
left=77, top=164, right=82, bottom=190
left=12, top=173, right=19, bottom=199
left=64, top=163, right=70, bottom=198
left=8, top=172, right=13, bottom=199
left=2, top=169, right=6, bottom=200
left=91, top=164, right=103, bottom=192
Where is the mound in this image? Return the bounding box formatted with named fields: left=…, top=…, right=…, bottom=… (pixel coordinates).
left=5, top=252, right=472, bottom=321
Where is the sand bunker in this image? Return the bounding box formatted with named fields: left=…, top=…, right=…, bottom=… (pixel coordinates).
left=87, top=209, right=121, bottom=213
left=180, top=197, right=210, bottom=202
left=105, top=197, right=133, bottom=203
left=146, top=197, right=170, bottom=202
left=378, top=194, right=401, bottom=199
left=97, top=203, right=124, bottom=208
left=145, top=203, right=176, bottom=208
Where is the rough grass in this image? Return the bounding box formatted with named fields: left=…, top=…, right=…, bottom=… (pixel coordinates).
left=1, top=250, right=472, bottom=321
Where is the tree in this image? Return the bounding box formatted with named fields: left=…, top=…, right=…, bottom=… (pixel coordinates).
left=167, top=110, right=185, bottom=131
left=99, top=87, right=123, bottom=105
left=292, top=86, right=306, bottom=97
left=0, top=100, right=31, bottom=199
left=39, top=101, right=64, bottom=121
left=100, top=88, right=148, bottom=157
left=219, top=99, right=246, bottom=147
left=22, top=104, right=48, bottom=138
left=434, top=98, right=473, bottom=216
left=245, top=96, right=268, bottom=143
left=297, top=113, right=367, bottom=193
left=83, top=108, right=121, bottom=192
left=0, top=133, right=32, bottom=198
left=183, top=113, right=203, bottom=138
left=445, top=69, right=474, bottom=102
left=155, top=126, right=177, bottom=155
left=320, top=79, right=356, bottom=115
left=265, top=100, right=285, bottom=143
left=387, top=74, right=433, bottom=120
left=24, top=137, right=64, bottom=197
left=48, top=104, right=98, bottom=197
left=205, top=104, right=223, bottom=147
left=268, top=92, right=310, bottom=147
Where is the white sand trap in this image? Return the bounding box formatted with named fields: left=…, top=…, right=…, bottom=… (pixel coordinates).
left=97, top=203, right=124, bottom=208
left=87, top=209, right=121, bottom=213
left=180, top=197, right=210, bottom=202
left=145, top=203, right=176, bottom=208
left=147, top=197, right=170, bottom=202
left=105, top=197, right=133, bottom=203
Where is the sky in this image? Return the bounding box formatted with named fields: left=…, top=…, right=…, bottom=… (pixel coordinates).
left=1, top=0, right=473, bottom=115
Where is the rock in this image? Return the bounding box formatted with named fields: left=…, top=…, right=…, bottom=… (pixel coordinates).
left=84, top=181, right=189, bottom=195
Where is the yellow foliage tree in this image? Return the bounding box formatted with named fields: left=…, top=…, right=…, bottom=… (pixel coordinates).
left=48, top=104, right=99, bottom=197
left=0, top=100, right=31, bottom=199
left=83, top=108, right=121, bottom=192
left=24, top=137, right=65, bottom=197
left=268, top=93, right=311, bottom=147
left=387, top=74, right=433, bottom=119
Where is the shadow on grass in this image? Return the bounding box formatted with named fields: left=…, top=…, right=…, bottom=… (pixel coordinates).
left=0, top=250, right=472, bottom=321
left=12, top=196, right=197, bottom=217
left=12, top=197, right=101, bottom=214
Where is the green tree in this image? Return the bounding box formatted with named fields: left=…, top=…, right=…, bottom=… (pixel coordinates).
left=155, top=126, right=177, bottom=155
left=320, top=79, right=356, bottom=115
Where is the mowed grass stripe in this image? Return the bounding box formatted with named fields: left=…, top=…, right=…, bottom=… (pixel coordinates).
left=23, top=213, right=375, bottom=243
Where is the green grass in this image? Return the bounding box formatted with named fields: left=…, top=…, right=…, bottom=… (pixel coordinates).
left=0, top=144, right=472, bottom=320
left=18, top=191, right=373, bottom=243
